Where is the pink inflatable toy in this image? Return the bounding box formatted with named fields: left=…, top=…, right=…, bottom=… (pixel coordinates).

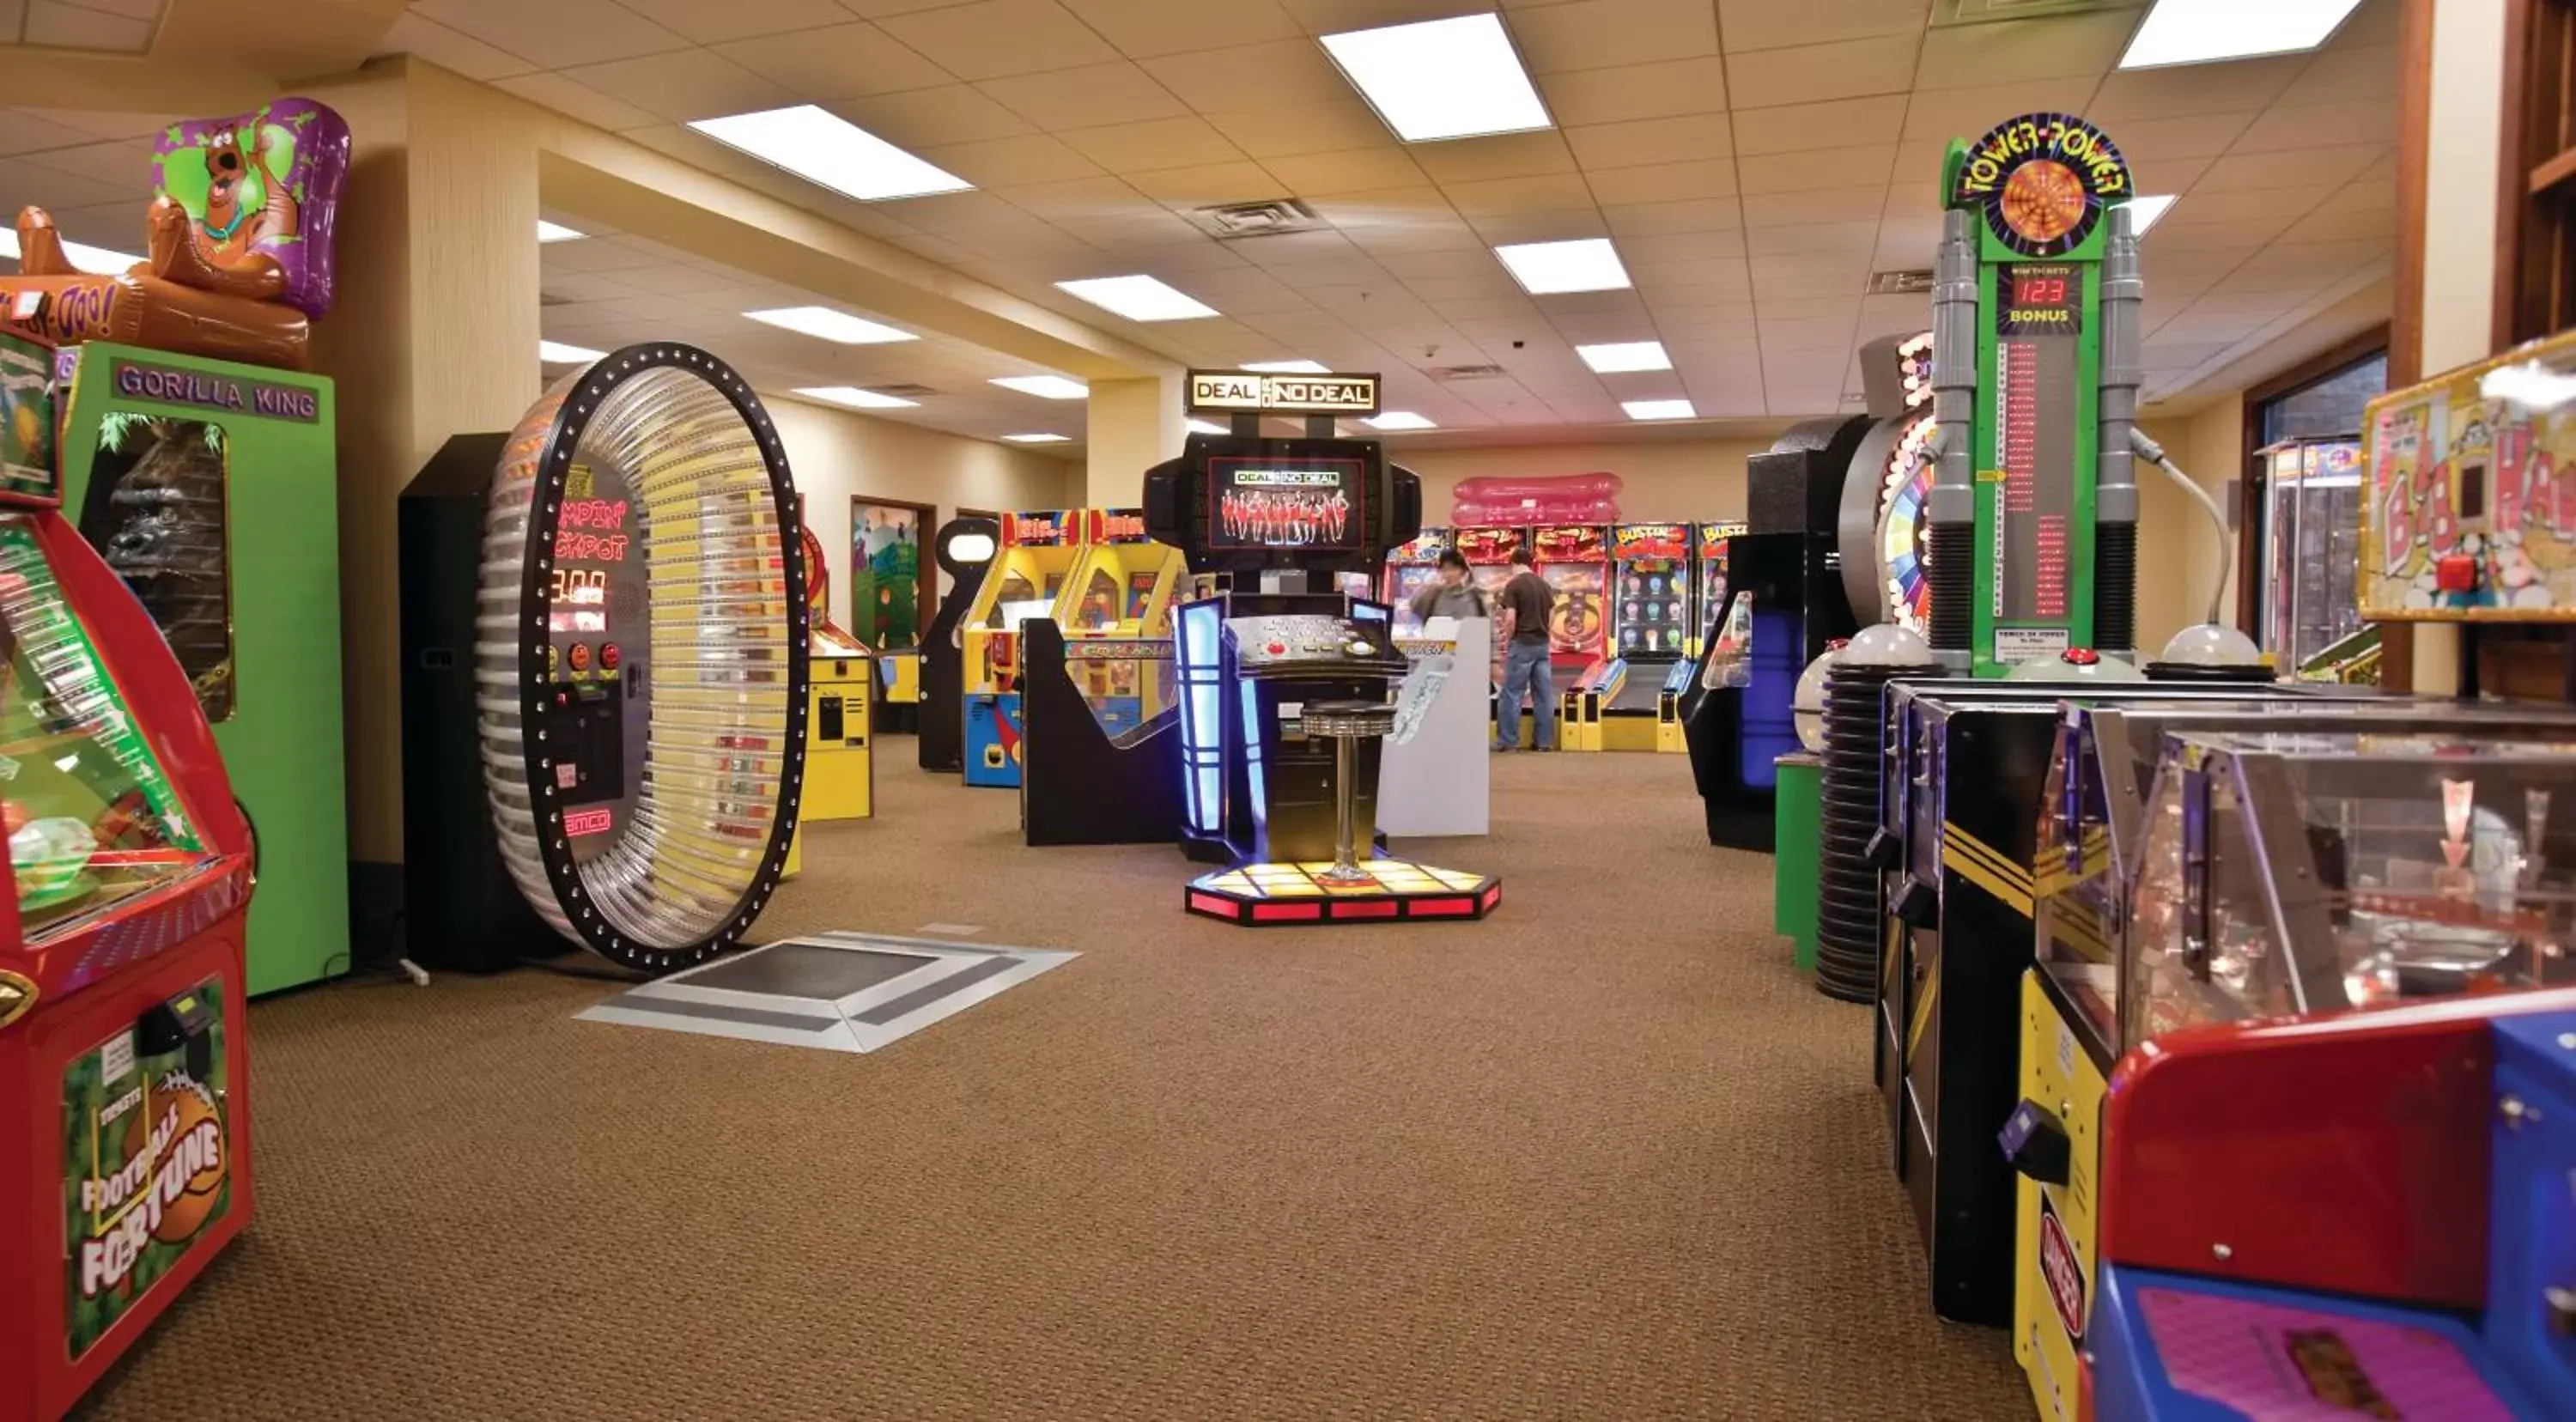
left=1449, top=472, right=1623, bottom=526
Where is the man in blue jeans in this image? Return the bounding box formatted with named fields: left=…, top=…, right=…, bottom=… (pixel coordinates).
left=1494, top=546, right=1557, bottom=750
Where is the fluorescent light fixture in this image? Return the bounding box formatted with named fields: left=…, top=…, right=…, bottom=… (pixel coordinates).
left=1320, top=14, right=1552, bottom=143
left=795, top=386, right=919, bottom=410
left=1624, top=398, right=1696, bottom=421
left=1186, top=417, right=1228, bottom=434
left=1366, top=411, right=1436, bottom=431
left=2117, top=0, right=2362, bottom=68
left=689, top=104, right=973, bottom=202
left=991, top=375, right=1088, bottom=400
left=1242, top=360, right=1330, bottom=374
left=540, top=340, right=606, bottom=364
left=0, top=229, right=139, bottom=273
left=745, top=306, right=915, bottom=344
left=1055, top=275, right=1218, bottom=322
left=537, top=220, right=585, bottom=242
left=1495, top=238, right=1631, bottom=295
left=1577, top=341, right=1671, bottom=374
left=2128, top=194, right=2177, bottom=235
left=1002, top=432, right=1071, bottom=443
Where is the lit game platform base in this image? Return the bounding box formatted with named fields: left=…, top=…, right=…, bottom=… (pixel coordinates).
left=1185, top=859, right=1502, bottom=926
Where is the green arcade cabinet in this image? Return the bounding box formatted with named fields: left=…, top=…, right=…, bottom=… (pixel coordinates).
left=1927, top=112, right=2142, bottom=676
left=57, top=342, right=347, bottom=994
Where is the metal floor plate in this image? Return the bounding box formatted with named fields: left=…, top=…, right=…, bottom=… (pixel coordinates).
left=574, top=931, right=1077, bottom=1054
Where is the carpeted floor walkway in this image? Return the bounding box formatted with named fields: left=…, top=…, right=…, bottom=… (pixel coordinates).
left=79, top=743, right=2026, bottom=1420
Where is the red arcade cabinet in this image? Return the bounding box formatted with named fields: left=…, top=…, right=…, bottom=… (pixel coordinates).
left=0, top=328, right=257, bottom=1422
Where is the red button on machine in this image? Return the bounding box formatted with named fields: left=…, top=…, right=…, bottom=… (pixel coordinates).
left=1267, top=642, right=1285, bottom=655
left=599, top=642, right=622, bottom=670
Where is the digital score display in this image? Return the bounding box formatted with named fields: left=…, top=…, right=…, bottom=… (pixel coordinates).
left=1991, top=262, right=2083, bottom=651
left=1207, top=457, right=1365, bottom=551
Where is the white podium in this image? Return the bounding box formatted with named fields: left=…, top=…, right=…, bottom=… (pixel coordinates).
left=1378, top=617, right=1491, bottom=838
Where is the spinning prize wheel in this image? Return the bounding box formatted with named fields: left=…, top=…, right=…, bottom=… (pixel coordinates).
left=1838, top=410, right=1938, bottom=636
left=477, top=343, right=809, bottom=975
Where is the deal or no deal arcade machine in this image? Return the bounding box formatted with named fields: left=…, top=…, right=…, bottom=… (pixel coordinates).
left=0, top=329, right=258, bottom=1421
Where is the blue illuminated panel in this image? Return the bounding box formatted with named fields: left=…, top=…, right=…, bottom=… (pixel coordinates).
left=1738, top=608, right=1800, bottom=788
left=1176, top=599, right=1225, bottom=835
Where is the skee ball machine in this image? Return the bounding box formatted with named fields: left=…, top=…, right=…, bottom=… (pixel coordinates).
left=0, top=329, right=260, bottom=1422
left=1382, top=524, right=1451, bottom=635
left=1924, top=113, right=2142, bottom=677
left=1151, top=368, right=1498, bottom=925
left=56, top=343, right=346, bottom=994
left=957, top=509, right=1083, bottom=789
left=398, top=343, right=807, bottom=975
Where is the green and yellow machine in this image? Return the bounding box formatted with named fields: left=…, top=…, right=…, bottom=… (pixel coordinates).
left=56, top=342, right=346, bottom=994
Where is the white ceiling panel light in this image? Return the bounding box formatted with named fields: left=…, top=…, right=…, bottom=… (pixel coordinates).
left=537, top=220, right=585, bottom=243
left=690, top=105, right=974, bottom=202
left=2117, top=0, right=2364, bottom=69
left=1003, top=432, right=1071, bottom=443
left=1055, top=275, right=1219, bottom=322
left=1577, top=341, right=1673, bottom=374
left=745, top=307, right=916, bottom=344
left=1321, top=14, right=1552, bottom=143
left=1366, top=411, right=1437, bottom=431
left=2129, top=195, right=2178, bottom=235
left=991, top=375, right=1090, bottom=400
left=1495, top=238, right=1631, bottom=295
left=0, top=230, right=139, bottom=273
left=540, top=340, right=606, bottom=365
left=795, top=386, right=919, bottom=410
left=1242, top=360, right=1331, bottom=374
left=1624, top=398, right=1697, bottom=421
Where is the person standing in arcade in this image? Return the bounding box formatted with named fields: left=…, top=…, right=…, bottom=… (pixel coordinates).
left=1495, top=546, right=1557, bottom=751
left=1408, top=549, right=1487, bottom=623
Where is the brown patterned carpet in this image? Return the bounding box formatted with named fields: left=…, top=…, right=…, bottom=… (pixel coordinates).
left=79, top=743, right=2026, bottom=1420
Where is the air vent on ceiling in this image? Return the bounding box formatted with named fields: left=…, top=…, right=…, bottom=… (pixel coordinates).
left=1867, top=269, right=1936, bottom=296
left=1932, top=0, right=2140, bottom=25
left=870, top=383, right=938, bottom=398
left=1432, top=363, right=1509, bottom=381
left=1186, top=198, right=1323, bottom=240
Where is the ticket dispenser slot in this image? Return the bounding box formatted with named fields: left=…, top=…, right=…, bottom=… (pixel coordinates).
left=550, top=681, right=626, bottom=805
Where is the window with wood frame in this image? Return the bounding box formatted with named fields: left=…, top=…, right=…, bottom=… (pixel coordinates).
left=2502, top=0, right=2576, bottom=343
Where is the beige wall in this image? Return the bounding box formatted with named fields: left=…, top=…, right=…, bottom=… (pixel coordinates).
left=2136, top=400, right=2248, bottom=655
left=1391, top=437, right=1771, bottom=526
left=765, top=395, right=1078, bottom=611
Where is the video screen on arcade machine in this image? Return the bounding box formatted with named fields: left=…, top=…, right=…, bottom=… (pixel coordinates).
left=1207, top=456, right=1366, bottom=552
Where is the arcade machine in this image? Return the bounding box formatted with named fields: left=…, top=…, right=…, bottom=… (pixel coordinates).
left=1531, top=522, right=1609, bottom=677
left=1382, top=525, right=1452, bottom=635
left=1692, top=520, right=1742, bottom=652
left=2010, top=727, right=2576, bottom=1420
left=397, top=343, right=807, bottom=976
left=1836, top=331, right=1938, bottom=641
left=781, top=525, right=871, bottom=879
left=1566, top=521, right=1692, bottom=752
left=1018, top=508, right=1188, bottom=847
left=2254, top=434, right=2365, bottom=674
left=1149, top=368, right=1498, bottom=925
left=916, top=514, right=999, bottom=773
left=1455, top=524, right=1522, bottom=691
left=0, top=328, right=260, bottom=1422
left=958, top=509, right=1084, bottom=789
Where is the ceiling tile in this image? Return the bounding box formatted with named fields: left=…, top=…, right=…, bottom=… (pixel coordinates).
left=1203, top=98, right=1391, bottom=157
left=1585, top=158, right=1736, bottom=206
left=371, top=13, right=539, bottom=80
left=981, top=62, right=1190, bottom=128
left=2228, top=99, right=2397, bottom=153
left=1731, top=95, right=1906, bottom=156
left=1601, top=198, right=1743, bottom=237
left=919, top=133, right=1107, bottom=185
left=615, top=0, right=859, bottom=43
left=1746, top=219, right=1878, bottom=256
left=827, top=85, right=1039, bottom=146
left=1904, top=81, right=2096, bottom=144
left=2192, top=147, right=2384, bottom=195
left=1467, top=207, right=1612, bottom=243
left=712, top=23, right=956, bottom=100
left=411, top=0, right=689, bottom=66
left=1260, top=147, right=1431, bottom=196
left=1727, top=33, right=1918, bottom=112
left=1279, top=0, right=1497, bottom=30
left=1060, top=116, right=1248, bottom=172
left=2098, top=111, right=2259, bottom=163
left=1510, top=0, right=1720, bottom=75
left=1737, top=144, right=1895, bottom=194
left=1913, top=11, right=2136, bottom=88
left=554, top=49, right=798, bottom=123
left=877, top=0, right=1121, bottom=79
left=1439, top=172, right=1595, bottom=217
left=495, top=72, right=663, bottom=131
left=1741, top=184, right=1886, bottom=228
left=1564, top=113, right=1733, bottom=170
left=1622, top=230, right=1748, bottom=264
left=1142, top=39, right=1359, bottom=111
left=1062, top=0, right=1306, bottom=57
left=1535, top=57, right=1728, bottom=126
left=2126, top=155, right=2213, bottom=196
left=1411, top=131, right=1578, bottom=184
left=2275, top=44, right=2398, bottom=109
left=1126, top=161, right=1292, bottom=207
left=2087, top=54, right=2307, bottom=122
left=1718, top=0, right=1923, bottom=53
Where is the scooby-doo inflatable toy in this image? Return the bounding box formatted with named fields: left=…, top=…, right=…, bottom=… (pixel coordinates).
left=0, top=98, right=348, bottom=370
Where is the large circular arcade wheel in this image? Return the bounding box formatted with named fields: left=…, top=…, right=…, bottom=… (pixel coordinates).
left=479, top=343, right=809, bottom=975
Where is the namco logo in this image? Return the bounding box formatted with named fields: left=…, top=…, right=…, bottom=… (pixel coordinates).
left=2038, top=1200, right=2086, bottom=1343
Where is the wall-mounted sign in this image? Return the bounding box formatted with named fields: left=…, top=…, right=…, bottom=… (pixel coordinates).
left=1187, top=370, right=1381, bottom=416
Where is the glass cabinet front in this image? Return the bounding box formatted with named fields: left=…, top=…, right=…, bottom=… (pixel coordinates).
left=2257, top=437, right=2364, bottom=675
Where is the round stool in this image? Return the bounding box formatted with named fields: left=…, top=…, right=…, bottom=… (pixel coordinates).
left=1303, top=699, right=1398, bottom=885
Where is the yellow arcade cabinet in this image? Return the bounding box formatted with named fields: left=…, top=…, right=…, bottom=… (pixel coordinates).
left=959, top=508, right=1084, bottom=787
left=1056, top=507, right=1186, bottom=733
left=785, top=525, right=872, bottom=877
